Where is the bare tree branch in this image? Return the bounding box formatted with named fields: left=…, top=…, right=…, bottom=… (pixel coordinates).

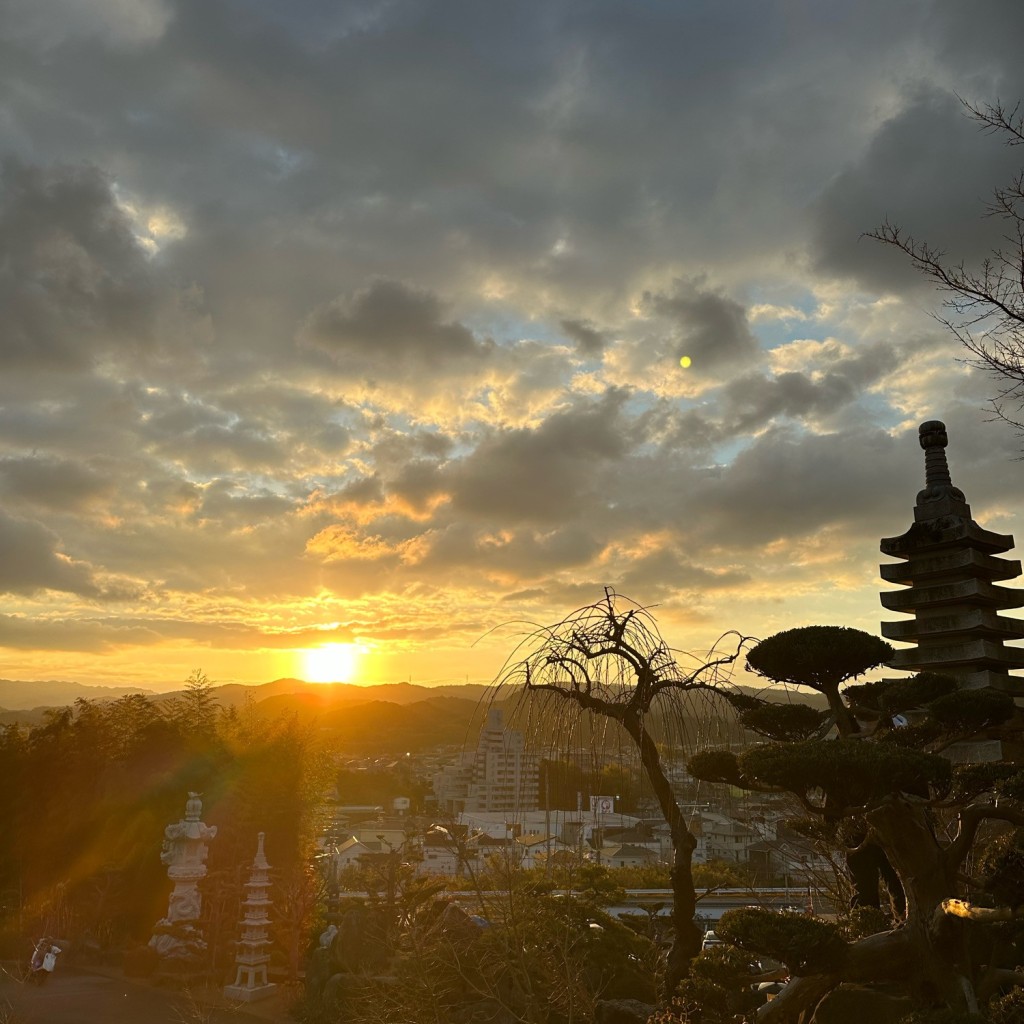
left=868, top=98, right=1024, bottom=439
left=944, top=802, right=1024, bottom=872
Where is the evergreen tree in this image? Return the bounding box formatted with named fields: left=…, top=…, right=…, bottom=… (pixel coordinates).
left=688, top=625, right=1024, bottom=1022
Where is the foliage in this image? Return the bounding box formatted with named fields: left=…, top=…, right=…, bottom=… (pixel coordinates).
left=738, top=739, right=952, bottom=809
left=670, top=943, right=768, bottom=1024
left=716, top=907, right=847, bottom=974
left=846, top=672, right=958, bottom=716
left=976, top=829, right=1024, bottom=908
left=0, top=671, right=326, bottom=968
left=897, top=1011, right=989, bottom=1024
left=990, top=987, right=1024, bottom=1024
left=927, top=688, right=1016, bottom=733
left=687, top=750, right=744, bottom=787
left=745, top=627, right=894, bottom=693
left=732, top=700, right=829, bottom=742
left=837, top=904, right=894, bottom=941
left=689, top=622, right=1024, bottom=1023
left=744, top=626, right=895, bottom=741
left=540, top=758, right=646, bottom=814
left=953, top=762, right=1022, bottom=800
left=334, top=763, right=431, bottom=812
left=320, top=866, right=660, bottom=1024
left=648, top=995, right=756, bottom=1024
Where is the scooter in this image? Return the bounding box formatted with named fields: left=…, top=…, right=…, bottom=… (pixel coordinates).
left=28, top=938, right=61, bottom=984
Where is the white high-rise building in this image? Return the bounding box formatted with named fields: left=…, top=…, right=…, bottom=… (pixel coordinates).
left=434, top=707, right=539, bottom=814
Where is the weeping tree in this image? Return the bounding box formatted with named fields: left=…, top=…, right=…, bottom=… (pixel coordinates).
left=688, top=625, right=1024, bottom=1023
left=494, top=589, right=747, bottom=999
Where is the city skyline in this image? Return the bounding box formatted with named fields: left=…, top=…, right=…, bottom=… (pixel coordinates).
left=2, top=1, right=1024, bottom=690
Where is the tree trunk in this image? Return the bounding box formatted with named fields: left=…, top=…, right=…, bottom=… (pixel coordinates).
left=756, top=929, right=913, bottom=1023
left=622, top=712, right=699, bottom=1000
left=865, top=799, right=974, bottom=1012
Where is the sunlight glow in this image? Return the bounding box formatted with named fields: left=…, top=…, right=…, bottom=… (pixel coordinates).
left=302, top=643, right=361, bottom=683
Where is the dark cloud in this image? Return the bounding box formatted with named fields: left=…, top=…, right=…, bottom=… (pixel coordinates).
left=618, top=550, right=749, bottom=599
left=449, top=389, right=634, bottom=524
left=0, top=615, right=159, bottom=652
left=0, top=455, right=114, bottom=510
left=811, top=89, right=1024, bottom=292
left=641, top=280, right=760, bottom=370
left=0, top=161, right=163, bottom=370
left=0, top=511, right=99, bottom=596
left=719, top=338, right=922, bottom=433
left=300, top=279, right=492, bottom=375
left=560, top=318, right=607, bottom=356
left=196, top=480, right=294, bottom=525
left=420, top=522, right=603, bottom=578
left=691, top=426, right=915, bottom=548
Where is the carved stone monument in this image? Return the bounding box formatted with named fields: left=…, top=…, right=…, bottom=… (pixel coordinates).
left=149, top=792, right=217, bottom=965
left=224, top=832, right=276, bottom=1002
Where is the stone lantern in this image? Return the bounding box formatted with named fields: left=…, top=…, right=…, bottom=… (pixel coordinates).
left=150, top=792, right=217, bottom=966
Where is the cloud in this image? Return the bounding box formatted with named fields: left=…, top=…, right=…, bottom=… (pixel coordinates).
left=0, top=455, right=114, bottom=511
left=1, top=0, right=1023, bottom=685
left=0, top=511, right=99, bottom=597
left=0, top=161, right=159, bottom=370
left=689, top=426, right=915, bottom=549
left=1, top=0, right=173, bottom=51
left=300, top=279, right=493, bottom=377
left=560, top=318, right=607, bottom=356
left=643, top=279, right=761, bottom=369
left=810, top=89, right=1024, bottom=293
left=0, top=615, right=160, bottom=652
left=448, top=389, right=633, bottom=524
left=717, top=337, right=923, bottom=434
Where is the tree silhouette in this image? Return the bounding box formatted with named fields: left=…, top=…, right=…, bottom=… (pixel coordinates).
left=689, top=629, right=1024, bottom=1022
left=494, top=589, right=746, bottom=999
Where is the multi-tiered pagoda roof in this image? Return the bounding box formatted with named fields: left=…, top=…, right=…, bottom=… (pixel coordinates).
left=880, top=420, right=1024, bottom=695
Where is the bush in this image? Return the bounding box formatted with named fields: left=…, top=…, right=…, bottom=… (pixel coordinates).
left=716, top=908, right=847, bottom=974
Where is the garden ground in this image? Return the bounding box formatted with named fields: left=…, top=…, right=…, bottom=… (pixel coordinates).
left=0, top=961, right=293, bottom=1024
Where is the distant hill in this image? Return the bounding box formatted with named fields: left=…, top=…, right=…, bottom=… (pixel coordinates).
left=0, top=678, right=155, bottom=710
left=0, top=676, right=825, bottom=746
left=319, top=696, right=486, bottom=754
left=156, top=678, right=495, bottom=709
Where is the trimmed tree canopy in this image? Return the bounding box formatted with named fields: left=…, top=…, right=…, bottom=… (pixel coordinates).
left=738, top=739, right=951, bottom=808
left=746, top=626, right=894, bottom=693
left=715, top=908, right=847, bottom=974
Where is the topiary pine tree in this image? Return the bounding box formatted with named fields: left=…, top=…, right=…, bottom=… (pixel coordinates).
left=689, top=624, right=1024, bottom=1023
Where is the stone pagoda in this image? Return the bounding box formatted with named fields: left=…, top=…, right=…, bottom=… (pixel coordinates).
left=150, top=792, right=218, bottom=967
left=224, top=832, right=276, bottom=1003
left=880, top=421, right=1024, bottom=755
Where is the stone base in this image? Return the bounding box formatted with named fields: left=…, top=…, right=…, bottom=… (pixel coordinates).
left=224, top=982, right=277, bottom=1003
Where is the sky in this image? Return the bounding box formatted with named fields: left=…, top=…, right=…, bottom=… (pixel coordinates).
left=2, top=0, right=1024, bottom=692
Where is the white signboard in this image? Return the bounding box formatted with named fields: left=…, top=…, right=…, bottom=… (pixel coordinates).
left=590, top=795, right=615, bottom=815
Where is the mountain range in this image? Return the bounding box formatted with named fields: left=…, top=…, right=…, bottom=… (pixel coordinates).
left=0, top=676, right=826, bottom=752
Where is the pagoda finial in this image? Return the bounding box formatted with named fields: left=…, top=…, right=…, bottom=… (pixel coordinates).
left=916, top=420, right=966, bottom=506
left=254, top=831, right=270, bottom=870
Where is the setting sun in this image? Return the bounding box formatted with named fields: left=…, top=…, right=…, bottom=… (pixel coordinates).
left=302, top=643, right=361, bottom=684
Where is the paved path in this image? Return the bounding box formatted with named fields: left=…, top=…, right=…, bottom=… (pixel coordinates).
left=0, top=964, right=293, bottom=1024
